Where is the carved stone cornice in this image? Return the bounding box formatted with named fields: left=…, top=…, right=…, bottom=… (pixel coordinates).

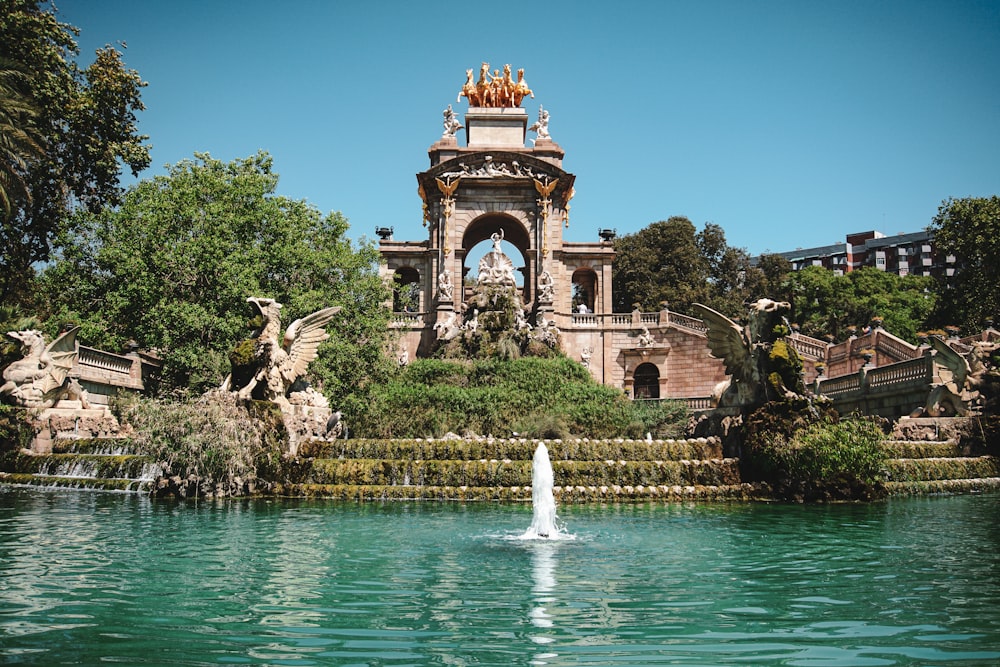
left=416, top=152, right=575, bottom=210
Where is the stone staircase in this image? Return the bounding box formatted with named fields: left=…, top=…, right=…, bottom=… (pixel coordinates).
left=884, top=439, right=1000, bottom=495
left=285, top=437, right=763, bottom=501
left=3, top=430, right=999, bottom=500
left=0, top=439, right=158, bottom=492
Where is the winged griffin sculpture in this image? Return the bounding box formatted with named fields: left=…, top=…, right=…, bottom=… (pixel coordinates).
left=691, top=299, right=802, bottom=409
left=1, top=328, right=89, bottom=409
left=221, top=297, right=341, bottom=409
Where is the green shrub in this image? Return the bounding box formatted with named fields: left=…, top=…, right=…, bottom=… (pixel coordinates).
left=345, top=357, right=689, bottom=439
left=747, top=415, right=887, bottom=501
left=119, top=393, right=290, bottom=497
left=0, top=404, right=33, bottom=456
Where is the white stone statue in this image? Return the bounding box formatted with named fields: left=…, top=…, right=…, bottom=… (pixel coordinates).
left=325, top=410, right=344, bottom=439
left=515, top=309, right=533, bottom=331
left=438, top=269, right=454, bottom=300
left=637, top=326, right=654, bottom=348
left=537, top=270, right=554, bottom=302
left=529, top=105, right=550, bottom=141
left=434, top=311, right=460, bottom=340
left=581, top=346, right=592, bottom=369
left=442, top=104, right=463, bottom=138
left=914, top=336, right=998, bottom=417
left=463, top=308, right=480, bottom=333
left=220, top=297, right=340, bottom=409
left=477, top=229, right=517, bottom=287
left=532, top=316, right=560, bottom=348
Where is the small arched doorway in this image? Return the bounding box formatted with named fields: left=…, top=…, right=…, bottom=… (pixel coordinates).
left=633, top=362, right=660, bottom=399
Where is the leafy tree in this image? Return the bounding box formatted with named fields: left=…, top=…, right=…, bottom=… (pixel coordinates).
left=696, top=223, right=766, bottom=315
left=613, top=218, right=792, bottom=318
left=784, top=266, right=935, bottom=342
left=612, top=216, right=711, bottom=313
left=746, top=253, right=793, bottom=303
left=41, top=152, right=393, bottom=400
left=0, top=60, right=44, bottom=219
left=929, top=196, right=1000, bottom=331
left=0, top=0, right=150, bottom=306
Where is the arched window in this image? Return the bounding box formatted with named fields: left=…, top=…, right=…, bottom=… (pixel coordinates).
left=633, top=363, right=660, bottom=399
left=393, top=267, right=420, bottom=312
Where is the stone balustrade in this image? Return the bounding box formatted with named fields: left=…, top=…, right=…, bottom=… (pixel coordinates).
left=866, top=357, right=933, bottom=390
left=74, top=346, right=155, bottom=404
left=816, top=355, right=936, bottom=418
left=787, top=333, right=828, bottom=360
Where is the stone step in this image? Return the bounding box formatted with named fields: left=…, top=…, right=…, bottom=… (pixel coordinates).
left=883, top=441, right=962, bottom=458
left=886, top=477, right=1000, bottom=495
left=0, top=472, right=153, bottom=493
left=7, top=453, right=159, bottom=480
left=271, top=481, right=767, bottom=502
left=305, top=457, right=741, bottom=488
left=50, top=439, right=141, bottom=455
left=886, top=456, right=1000, bottom=482
left=301, top=437, right=722, bottom=461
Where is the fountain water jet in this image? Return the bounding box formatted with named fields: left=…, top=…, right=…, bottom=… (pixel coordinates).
left=522, top=443, right=563, bottom=539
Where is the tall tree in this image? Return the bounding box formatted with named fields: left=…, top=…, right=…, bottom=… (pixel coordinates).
left=0, top=0, right=150, bottom=306
left=746, top=253, right=793, bottom=303
left=696, top=222, right=761, bottom=316
left=612, top=216, right=711, bottom=313
left=929, top=196, right=1000, bottom=331
left=612, top=218, right=787, bottom=317
left=42, top=152, right=393, bottom=399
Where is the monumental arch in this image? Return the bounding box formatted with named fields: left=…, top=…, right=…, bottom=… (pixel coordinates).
left=379, top=65, right=761, bottom=404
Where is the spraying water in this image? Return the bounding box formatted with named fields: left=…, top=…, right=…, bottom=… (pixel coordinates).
left=522, top=443, right=561, bottom=539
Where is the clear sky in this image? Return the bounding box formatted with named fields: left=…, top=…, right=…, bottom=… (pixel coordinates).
left=57, top=0, right=999, bottom=256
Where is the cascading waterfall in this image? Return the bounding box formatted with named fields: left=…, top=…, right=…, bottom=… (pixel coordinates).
left=522, top=443, right=563, bottom=539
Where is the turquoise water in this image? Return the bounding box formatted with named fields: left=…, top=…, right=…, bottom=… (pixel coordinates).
left=1, top=489, right=999, bottom=666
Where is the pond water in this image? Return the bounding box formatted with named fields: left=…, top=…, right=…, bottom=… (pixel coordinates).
left=1, top=488, right=999, bottom=666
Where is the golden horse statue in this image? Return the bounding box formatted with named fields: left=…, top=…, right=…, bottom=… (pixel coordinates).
left=512, top=68, right=534, bottom=106
left=457, top=63, right=533, bottom=108
left=457, top=68, right=479, bottom=106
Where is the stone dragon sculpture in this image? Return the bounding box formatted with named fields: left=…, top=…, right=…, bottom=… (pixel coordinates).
left=691, top=299, right=803, bottom=410
left=1, top=327, right=89, bottom=409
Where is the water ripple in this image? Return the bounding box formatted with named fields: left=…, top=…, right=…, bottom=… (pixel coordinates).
left=1, top=489, right=999, bottom=665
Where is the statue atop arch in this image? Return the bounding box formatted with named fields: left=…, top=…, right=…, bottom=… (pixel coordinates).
left=457, top=63, right=534, bottom=108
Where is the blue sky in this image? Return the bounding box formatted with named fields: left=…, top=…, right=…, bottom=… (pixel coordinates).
left=58, top=0, right=999, bottom=256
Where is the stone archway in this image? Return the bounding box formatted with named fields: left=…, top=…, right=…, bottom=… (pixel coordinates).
left=461, top=213, right=533, bottom=302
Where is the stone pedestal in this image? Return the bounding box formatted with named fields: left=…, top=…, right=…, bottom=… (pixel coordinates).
left=30, top=407, right=123, bottom=453
left=465, top=107, right=528, bottom=147
left=283, top=404, right=334, bottom=457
